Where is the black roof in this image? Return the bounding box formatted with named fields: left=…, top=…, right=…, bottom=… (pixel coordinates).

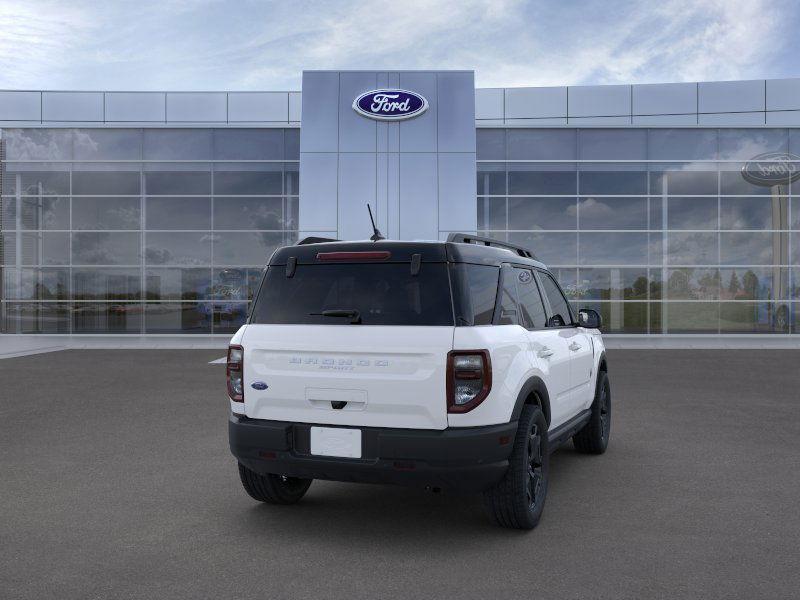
left=269, top=238, right=548, bottom=269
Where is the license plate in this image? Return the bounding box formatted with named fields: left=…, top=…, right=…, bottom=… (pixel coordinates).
left=310, top=427, right=362, bottom=458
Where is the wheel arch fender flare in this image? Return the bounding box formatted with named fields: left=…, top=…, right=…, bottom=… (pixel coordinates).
left=510, top=376, right=552, bottom=426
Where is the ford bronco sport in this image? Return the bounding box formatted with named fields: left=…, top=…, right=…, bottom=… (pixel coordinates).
left=228, top=233, right=610, bottom=530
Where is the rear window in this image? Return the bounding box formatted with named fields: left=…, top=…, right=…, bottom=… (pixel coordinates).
left=250, top=263, right=454, bottom=326
left=451, top=264, right=500, bottom=326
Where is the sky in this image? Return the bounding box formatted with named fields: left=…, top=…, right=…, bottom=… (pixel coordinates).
left=0, top=0, right=798, bottom=91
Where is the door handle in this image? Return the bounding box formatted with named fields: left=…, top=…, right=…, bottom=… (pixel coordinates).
left=569, top=342, right=582, bottom=351
left=537, top=347, right=554, bottom=358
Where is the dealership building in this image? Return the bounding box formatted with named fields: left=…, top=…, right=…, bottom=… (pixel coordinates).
left=1, top=70, right=799, bottom=341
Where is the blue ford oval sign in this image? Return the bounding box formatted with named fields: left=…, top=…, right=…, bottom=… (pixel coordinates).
left=353, top=89, right=428, bottom=121
left=741, top=152, right=800, bottom=187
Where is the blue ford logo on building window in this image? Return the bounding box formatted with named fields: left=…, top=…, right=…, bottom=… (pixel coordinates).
left=742, top=152, right=800, bottom=186
left=352, top=89, right=428, bottom=121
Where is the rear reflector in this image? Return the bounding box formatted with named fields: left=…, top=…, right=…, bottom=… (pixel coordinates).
left=316, top=251, right=391, bottom=261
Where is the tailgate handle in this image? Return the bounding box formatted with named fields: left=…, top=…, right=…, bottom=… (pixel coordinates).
left=410, top=253, right=421, bottom=276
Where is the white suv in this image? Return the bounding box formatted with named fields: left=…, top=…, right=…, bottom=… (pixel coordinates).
left=228, top=234, right=610, bottom=530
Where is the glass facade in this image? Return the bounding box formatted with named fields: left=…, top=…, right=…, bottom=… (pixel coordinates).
left=477, top=128, right=800, bottom=335
left=1, top=125, right=799, bottom=335
left=0, top=128, right=299, bottom=334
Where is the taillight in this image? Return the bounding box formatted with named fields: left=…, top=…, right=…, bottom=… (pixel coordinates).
left=446, top=350, right=492, bottom=413
left=227, top=344, right=244, bottom=402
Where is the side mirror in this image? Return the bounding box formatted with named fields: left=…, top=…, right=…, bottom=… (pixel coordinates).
left=546, top=314, right=566, bottom=328
left=578, top=308, right=603, bottom=329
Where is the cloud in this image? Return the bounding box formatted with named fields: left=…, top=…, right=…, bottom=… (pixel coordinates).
left=0, top=0, right=796, bottom=90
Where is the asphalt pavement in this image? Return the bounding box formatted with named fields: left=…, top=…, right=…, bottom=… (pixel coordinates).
left=1, top=349, right=799, bottom=599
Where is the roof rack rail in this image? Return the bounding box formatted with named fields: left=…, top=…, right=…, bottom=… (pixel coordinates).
left=296, top=236, right=339, bottom=245
left=446, top=233, right=537, bottom=259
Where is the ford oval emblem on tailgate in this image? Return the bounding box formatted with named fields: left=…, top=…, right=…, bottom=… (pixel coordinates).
left=251, top=381, right=268, bottom=390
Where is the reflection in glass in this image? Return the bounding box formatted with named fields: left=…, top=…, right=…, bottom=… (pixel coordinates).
left=579, top=233, right=649, bottom=266
left=72, top=197, right=140, bottom=230
left=719, top=267, right=786, bottom=301
left=508, top=197, right=576, bottom=230
left=145, top=232, right=212, bottom=266
left=720, top=232, right=777, bottom=265
left=477, top=167, right=506, bottom=195
left=213, top=197, right=283, bottom=230
left=649, top=169, right=717, bottom=195
left=9, top=170, right=70, bottom=196
left=72, top=268, right=141, bottom=301
left=720, top=197, right=785, bottom=230
left=73, top=129, right=141, bottom=160
left=507, top=232, right=577, bottom=266
left=144, top=303, right=212, bottom=334
left=507, top=129, right=575, bottom=160
left=20, top=196, right=69, bottom=230
left=477, top=197, right=505, bottom=230
left=212, top=232, right=284, bottom=266
left=476, top=129, right=505, bottom=160
left=577, top=268, right=649, bottom=300
left=578, top=197, right=646, bottom=230
left=213, top=303, right=249, bottom=334
left=145, top=268, right=212, bottom=301
left=72, top=171, right=141, bottom=195
left=212, top=268, right=263, bottom=301
left=10, top=268, right=69, bottom=300
left=579, top=171, right=647, bottom=195
left=666, top=232, right=718, bottom=265
left=145, top=197, right=211, bottom=230
left=647, top=129, right=717, bottom=161
left=578, top=129, right=646, bottom=160
left=213, top=129, right=284, bottom=160
left=666, top=268, right=720, bottom=300
left=664, top=302, right=719, bottom=333
left=579, top=301, right=647, bottom=334
left=143, top=129, right=213, bottom=160
left=668, top=197, right=718, bottom=230
left=72, top=232, right=140, bottom=265
left=213, top=170, right=282, bottom=195
left=719, top=302, right=778, bottom=333
left=19, top=232, right=70, bottom=265
left=72, top=303, right=143, bottom=333
left=144, top=171, right=211, bottom=195
left=508, top=169, right=576, bottom=195
left=2, top=302, right=70, bottom=333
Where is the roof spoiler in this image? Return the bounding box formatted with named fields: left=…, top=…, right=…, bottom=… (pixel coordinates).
left=296, top=236, right=339, bottom=245
left=446, top=233, right=537, bottom=260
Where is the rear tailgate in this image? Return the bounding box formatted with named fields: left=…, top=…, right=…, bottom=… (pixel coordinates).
left=242, top=325, right=454, bottom=429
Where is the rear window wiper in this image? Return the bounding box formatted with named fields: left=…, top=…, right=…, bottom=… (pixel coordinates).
left=310, top=309, right=362, bottom=324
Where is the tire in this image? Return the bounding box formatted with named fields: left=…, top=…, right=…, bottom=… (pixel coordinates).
left=483, top=404, right=549, bottom=530
left=573, top=371, right=611, bottom=455
left=237, top=463, right=312, bottom=504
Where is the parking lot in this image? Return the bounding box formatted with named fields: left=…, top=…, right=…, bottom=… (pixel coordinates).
left=1, top=349, right=799, bottom=599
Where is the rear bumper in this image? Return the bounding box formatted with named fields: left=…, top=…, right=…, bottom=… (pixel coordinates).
left=229, top=415, right=517, bottom=492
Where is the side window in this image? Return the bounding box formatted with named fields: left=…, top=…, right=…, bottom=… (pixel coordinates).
left=538, top=272, right=573, bottom=327
left=496, top=266, right=519, bottom=325
left=451, top=264, right=500, bottom=326
left=514, top=268, right=547, bottom=329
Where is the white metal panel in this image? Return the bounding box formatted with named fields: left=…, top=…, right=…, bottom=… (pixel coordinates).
left=766, top=78, right=800, bottom=111
left=399, top=153, right=438, bottom=240
left=505, top=86, right=567, bottom=119
left=632, top=82, right=696, bottom=115
left=568, top=116, right=631, bottom=125
left=300, top=71, right=339, bottom=152
left=0, top=91, right=41, bottom=121
left=504, top=118, right=568, bottom=126
left=568, top=85, right=631, bottom=117
left=766, top=110, right=800, bottom=126
left=289, top=92, right=302, bottom=122
left=228, top=92, right=288, bottom=122
left=42, top=92, right=103, bottom=121
left=337, top=153, right=377, bottom=241
left=166, top=92, right=227, bottom=122
left=698, top=80, right=764, bottom=113
left=475, top=88, right=503, bottom=120
left=437, top=71, right=476, bottom=153
left=338, top=72, right=377, bottom=153
left=105, top=92, right=165, bottom=122
left=298, top=152, right=338, bottom=232
left=698, top=112, right=765, bottom=125
left=632, top=114, right=698, bottom=125
left=398, top=72, right=438, bottom=153
left=438, top=153, right=477, bottom=233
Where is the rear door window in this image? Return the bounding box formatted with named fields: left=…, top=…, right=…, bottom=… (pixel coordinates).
left=514, top=267, right=547, bottom=329
left=250, top=263, right=454, bottom=326
left=496, top=266, right=519, bottom=325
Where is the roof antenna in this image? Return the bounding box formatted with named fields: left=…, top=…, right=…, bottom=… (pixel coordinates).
left=367, top=204, right=385, bottom=241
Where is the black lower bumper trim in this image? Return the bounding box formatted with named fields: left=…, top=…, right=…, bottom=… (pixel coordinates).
left=229, top=415, right=517, bottom=492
